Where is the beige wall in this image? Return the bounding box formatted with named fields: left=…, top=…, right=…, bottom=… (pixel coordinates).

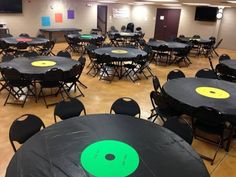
left=177, top=6, right=220, bottom=38
left=218, top=8, right=236, bottom=50
left=0, top=0, right=97, bottom=36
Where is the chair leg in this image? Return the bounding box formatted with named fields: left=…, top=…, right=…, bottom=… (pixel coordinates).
left=225, top=127, right=235, bottom=152
left=4, top=88, right=12, bottom=106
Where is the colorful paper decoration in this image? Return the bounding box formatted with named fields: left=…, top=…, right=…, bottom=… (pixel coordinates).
left=55, top=13, right=63, bottom=23
left=67, top=10, right=75, bottom=19
left=41, top=16, right=51, bottom=27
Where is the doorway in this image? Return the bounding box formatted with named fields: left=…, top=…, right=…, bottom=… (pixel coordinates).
left=154, top=9, right=181, bottom=41
left=97, top=5, right=107, bottom=35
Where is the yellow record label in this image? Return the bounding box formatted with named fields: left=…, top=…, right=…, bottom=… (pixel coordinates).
left=111, top=50, right=128, bottom=54
left=195, top=86, right=230, bottom=99
left=31, top=60, right=56, bottom=67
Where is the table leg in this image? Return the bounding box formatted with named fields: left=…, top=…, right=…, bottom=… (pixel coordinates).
left=49, top=32, right=52, bottom=41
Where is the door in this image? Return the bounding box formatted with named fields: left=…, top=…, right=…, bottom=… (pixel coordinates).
left=154, top=9, right=181, bottom=41
left=97, top=5, right=107, bottom=35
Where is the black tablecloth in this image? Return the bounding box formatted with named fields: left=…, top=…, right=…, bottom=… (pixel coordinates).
left=178, top=37, right=211, bottom=44
left=67, top=34, right=103, bottom=42
left=94, top=47, right=147, bottom=61
left=5, top=114, right=209, bottom=177
left=163, top=78, right=236, bottom=123
left=1, top=37, right=49, bottom=46
left=0, top=56, right=78, bottom=79
left=147, top=41, right=188, bottom=50
left=110, top=32, right=139, bottom=38
left=40, top=28, right=82, bottom=33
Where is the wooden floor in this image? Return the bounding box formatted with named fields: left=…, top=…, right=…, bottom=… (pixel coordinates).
left=1, top=43, right=236, bottom=177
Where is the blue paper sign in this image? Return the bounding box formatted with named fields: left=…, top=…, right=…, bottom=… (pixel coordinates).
left=41, top=16, right=51, bottom=26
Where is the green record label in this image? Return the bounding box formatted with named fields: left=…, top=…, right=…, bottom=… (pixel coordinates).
left=80, top=140, right=140, bottom=177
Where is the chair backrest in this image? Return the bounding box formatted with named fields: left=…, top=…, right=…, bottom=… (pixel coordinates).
left=192, top=34, right=200, bottom=39
left=23, top=51, right=39, bottom=58
left=126, top=23, right=134, bottom=32
left=219, top=54, right=230, bottom=63
left=150, top=91, right=169, bottom=111
left=215, top=63, right=232, bottom=76
left=54, top=98, right=86, bottom=122
left=16, top=42, right=29, bottom=50
left=163, top=117, right=193, bottom=145
left=37, top=34, right=46, bottom=38
left=1, top=54, right=14, bottom=62
left=57, top=50, right=72, bottom=58
left=193, top=106, right=225, bottom=128
left=19, top=33, right=30, bottom=38
left=157, top=44, right=170, bottom=52
left=0, top=40, right=9, bottom=50
left=9, top=114, right=45, bottom=152
left=44, top=68, right=64, bottom=82
left=67, top=64, right=82, bottom=79
left=121, top=25, right=126, bottom=32
left=43, top=40, right=55, bottom=51
left=195, top=68, right=218, bottom=79
left=78, top=56, right=86, bottom=66
left=1, top=67, right=22, bottom=81
left=152, top=76, right=161, bottom=92
left=167, top=69, right=185, bottom=81
left=110, top=97, right=141, bottom=118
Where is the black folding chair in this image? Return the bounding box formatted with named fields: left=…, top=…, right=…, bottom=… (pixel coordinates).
left=193, top=106, right=234, bottom=165
left=1, top=67, right=35, bottom=107
left=9, top=114, right=45, bottom=152
left=19, top=33, right=30, bottom=38
left=23, top=51, right=39, bottom=58
left=195, top=68, right=218, bottom=79
left=57, top=50, right=72, bottom=58
left=219, top=54, right=230, bottom=63
left=54, top=98, right=86, bottom=122
left=167, top=69, right=185, bottom=81
left=148, top=91, right=181, bottom=123
left=163, top=116, right=193, bottom=145
left=110, top=97, right=141, bottom=118
left=38, top=68, right=67, bottom=108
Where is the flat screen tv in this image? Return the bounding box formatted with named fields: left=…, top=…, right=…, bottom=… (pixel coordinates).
left=195, top=6, right=217, bottom=22
left=0, top=0, right=22, bottom=13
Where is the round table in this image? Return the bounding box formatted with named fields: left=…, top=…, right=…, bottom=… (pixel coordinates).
left=67, top=34, right=103, bottom=43
left=147, top=41, right=189, bottom=50
left=94, top=47, right=147, bottom=61
left=1, top=37, right=49, bottom=46
left=5, top=114, right=209, bottom=177
left=163, top=78, right=236, bottom=124
left=0, top=56, right=78, bottom=79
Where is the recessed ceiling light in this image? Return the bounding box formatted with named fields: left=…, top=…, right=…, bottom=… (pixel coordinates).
left=145, top=0, right=178, bottom=2
left=162, top=3, right=181, bottom=6
left=227, top=1, right=236, bottom=3
left=183, top=3, right=210, bottom=6
left=98, top=0, right=117, bottom=3
left=134, top=1, right=155, bottom=5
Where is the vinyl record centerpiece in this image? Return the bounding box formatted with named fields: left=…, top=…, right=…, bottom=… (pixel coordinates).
left=80, top=140, right=140, bottom=177
left=195, top=86, right=230, bottom=99
left=31, top=60, right=56, bottom=67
